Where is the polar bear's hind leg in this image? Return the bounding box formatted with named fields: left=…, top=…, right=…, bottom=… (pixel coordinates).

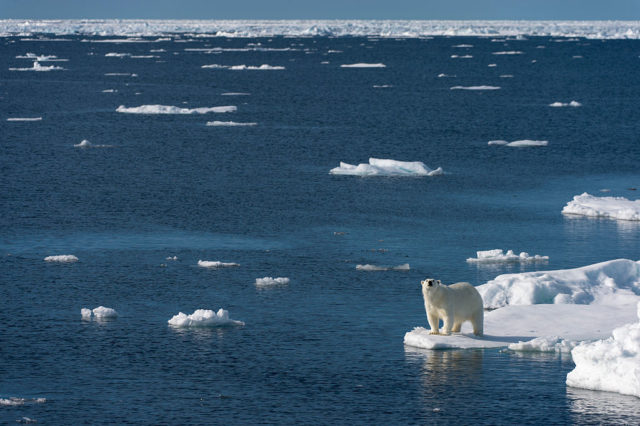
left=471, top=310, right=484, bottom=336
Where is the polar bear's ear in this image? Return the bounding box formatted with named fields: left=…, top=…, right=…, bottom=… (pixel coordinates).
left=436, top=280, right=442, bottom=286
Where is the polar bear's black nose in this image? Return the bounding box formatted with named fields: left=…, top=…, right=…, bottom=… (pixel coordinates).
left=427, top=280, right=433, bottom=287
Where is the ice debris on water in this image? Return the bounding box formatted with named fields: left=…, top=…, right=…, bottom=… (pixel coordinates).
left=168, top=308, right=245, bottom=327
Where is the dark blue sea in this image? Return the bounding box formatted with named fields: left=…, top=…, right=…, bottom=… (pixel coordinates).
left=1, top=34, right=640, bottom=424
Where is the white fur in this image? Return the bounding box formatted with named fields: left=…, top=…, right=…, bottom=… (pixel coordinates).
left=421, top=279, right=484, bottom=336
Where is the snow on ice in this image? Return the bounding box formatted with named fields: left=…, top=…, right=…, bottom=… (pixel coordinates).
left=562, top=193, right=640, bottom=221
left=330, top=158, right=443, bottom=177
left=466, top=249, right=549, bottom=264
left=168, top=308, right=245, bottom=327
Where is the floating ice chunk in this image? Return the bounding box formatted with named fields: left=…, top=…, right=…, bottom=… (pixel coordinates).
left=81, top=308, right=92, bottom=320
left=340, top=63, right=386, bottom=68
left=562, top=192, right=640, bottom=221
left=116, top=105, right=236, bottom=114
left=549, top=100, right=582, bottom=107
left=477, top=258, right=640, bottom=309
left=437, top=73, right=455, bottom=77
left=566, top=301, right=640, bottom=397
left=255, top=277, right=290, bottom=286
left=466, top=249, right=549, bottom=263
left=201, top=64, right=228, bottom=69
left=372, top=84, right=392, bottom=88
left=330, top=158, right=443, bottom=177
left=452, top=44, right=473, bottom=48
left=221, top=92, right=250, bottom=96
left=166, top=255, right=178, bottom=261
left=487, top=63, right=497, bottom=67
left=105, top=52, right=131, bottom=57
left=92, top=306, right=118, bottom=319
left=356, top=263, right=410, bottom=271
left=16, top=53, right=67, bottom=61
left=499, top=74, right=514, bottom=78
left=450, top=85, right=500, bottom=90
left=104, top=72, right=136, bottom=76
left=9, top=61, right=64, bottom=71
left=450, top=55, right=473, bottom=59
left=74, top=139, right=92, bottom=148
left=508, top=336, right=580, bottom=353
left=488, top=139, right=548, bottom=147
left=197, top=260, right=240, bottom=268
left=101, top=89, right=117, bottom=93
left=229, top=64, right=285, bottom=70
left=206, top=121, right=257, bottom=127
left=492, top=51, right=524, bottom=55
left=7, top=117, right=42, bottom=121
left=44, top=254, right=78, bottom=262
left=168, top=308, right=244, bottom=327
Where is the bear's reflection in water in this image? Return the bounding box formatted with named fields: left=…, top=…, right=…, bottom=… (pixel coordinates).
left=405, top=346, right=484, bottom=392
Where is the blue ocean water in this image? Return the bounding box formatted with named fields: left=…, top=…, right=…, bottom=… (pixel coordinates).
left=1, top=34, right=640, bottom=424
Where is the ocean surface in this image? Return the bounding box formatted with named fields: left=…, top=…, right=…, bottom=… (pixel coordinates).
left=1, top=32, right=640, bottom=424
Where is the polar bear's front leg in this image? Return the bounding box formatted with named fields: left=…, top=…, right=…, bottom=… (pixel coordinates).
left=427, top=312, right=440, bottom=334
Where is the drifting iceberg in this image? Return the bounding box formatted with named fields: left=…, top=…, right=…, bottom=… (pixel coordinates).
left=562, top=193, right=640, bottom=221
left=330, top=158, right=443, bottom=177
left=168, top=308, right=244, bottom=327
left=116, top=105, right=236, bottom=114
left=466, top=249, right=548, bottom=263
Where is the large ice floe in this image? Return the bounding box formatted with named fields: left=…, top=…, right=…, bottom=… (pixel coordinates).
left=44, top=254, right=78, bottom=263
left=197, top=260, right=240, bottom=268
left=562, top=193, right=640, bottom=221
left=330, top=158, right=443, bottom=177
left=566, top=301, right=640, bottom=398
left=404, top=259, right=640, bottom=351
left=168, top=308, right=244, bottom=327
left=488, top=139, right=548, bottom=147
left=2, top=20, right=640, bottom=39
left=356, top=263, right=410, bottom=271
left=450, top=85, right=500, bottom=90
left=116, top=105, right=236, bottom=114
left=466, top=249, right=548, bottom=263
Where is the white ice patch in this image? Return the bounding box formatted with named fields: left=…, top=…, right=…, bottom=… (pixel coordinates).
left=116, top=105, right=236, bottom=114
left=92, top=306, right=118, bottom=319
left=105, top=52, right=130, bottom=57
left=104, top=72, right=137, bottom=77
left=229, top=64, right=285, bottom=70
left=566, top=302, right=640, bottom=398
left=549, top=101, right=582, bottom=107
left=488, top=139, right=548, bottom=147
left=7, top=117, right=42, bottom=121
left=373, top=84, right=392, bottom=88
left=168, top=308, right=244, bottom=327
left=16, top=53, right=67, bottom=61
left=508, top=336, right=580, bottom=353
left=255, top=277, right=290, bottom=286
left=221, top=92, right=250, bottom=96
left=197, top=260, right=240, bottom=268
left=44, top=254, right=78, bottom=262
left=450, top=55, right=473, bottom=59
left=499, top=74, right=514, bottom=78
left=437, top=73, right=455, bottom=78
left=356, top=263, right=410, bottom=271
left=0, top=397, right=46, bottom=407
left=206, top=121, right=257, bottom=127
left=340, top=63, right=386, bottom=68
left=450, top=85, right=500, bottom=90
left=81, top=308, right=92, bottom=320
left=477, top=258, right=640, bottom=309
left=9, top=61, right=64, bottom=71
left=452, top=44, right=473, bottom=48
left=466, top=249, right=548, bottom=264
left=101, top=89, right=117, bottom=93
left=492, top=51, right=524, bottom=55
left=330, top=158, right=443, bottom=177
left=562, top=192, right=640, bottom=221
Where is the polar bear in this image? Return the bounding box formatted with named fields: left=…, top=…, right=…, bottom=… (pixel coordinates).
left=421, top=278, right=484, bottom=336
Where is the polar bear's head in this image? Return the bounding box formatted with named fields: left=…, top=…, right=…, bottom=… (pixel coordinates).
left=421, top=278, right=442, bottom=291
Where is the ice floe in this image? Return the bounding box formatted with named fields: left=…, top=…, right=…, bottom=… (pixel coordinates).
left=44, top=254, right=78, bottom=262
left=73, top=139, right=112, bottom=148
left=7, top=117, right=42, bottom=121
left=168, top=308, right=244, bottom=327
left=499, top=74, right=514, bottom=78
left=492, top=50, right=524, bottom=55
left=566, top=301, right=640, bottom=398
left=452, top=44, right=473, bottom=48
left=356, top=263, right=410, bottom=271
left=450, top=55, right=473, bottom=59
left=105, top=52, right=130, bottom=57
left=340, top=63, right=386, bottom=68
left=116, top=105, right=236, bottom=114
left=488, top=139, right=548, bottom=147
left=9, top=61, right=64, bottom=71
left=3, top=20, right=640, bottom=39
left=197, top=260, right=240, bottom=268
left=466, top=249, right=549, bottom=263
left=81, top=306, right=118, bottom=320
left=437, top=73, right=455, bottom=78
left=16, top=52, right=67, bottom=61
left=229, top=64, right=285, bottom=70
left=549, top=100, right=582, bottom=107
left=330, top=158, right=443, bottom=177
left=206, top=121, right=257, bottom=127
left=221, top=92, right=250, bottom=96
left=0, top=397, right=46, bottom=407
left=104, top=72, right=137, bottom=77
left=81, top=308, right=92, bottom=320
left=450, top=85, right=500, bottom=90
left=562, top=193, right=640, bottom=221
left=404, top=259, right=640, bottom=351
left=255, top=277, right=290, bottom=286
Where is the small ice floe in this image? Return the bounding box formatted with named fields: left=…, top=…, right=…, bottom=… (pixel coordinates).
left=340, top=63, right=386, bottom=68
left=562, top=192, right=640, bottom=221
left=508, top=336, right=579, bottom=353
left=487, top=63, right=497, bottom=67
left=373, top=84, right=393, bottom=88
left=549, top=101, right=582, bottom=107
left=0, top=397, right=46, bottom=407
left=221, top=92, right=250, bottom=96
left=16, top=53, right=67, bottom=61
left=166, top=255, right=178, bottom=261
left=499, top=74, right=514, bottom=78
left=488, top=139, right=548, bottom=147
left=197, top=260, right=240, bottom=268
left=330, top=158, right=443, bottom=177
left=356, top=263, right=410, bottom=271
left=452, top=44, right=473, bottom=48
left=44, top=254, right=78, bottom=263
left=450, top=85, right=500, bottom=90
left=201, top=64, right=227, bottom=69
left=7, top=117, right=42, bottom=121
left=492, top=51, right=524, bottom=55
left=9, top=61, right=64, bottom=71
left=116, top=105, right=236, bottom=114
left=229, top=64, right=285, bottom=70
left=104, top=72, right=137, bottom=77
left=168, top=308, right=244, bottom=327
left=466, top=249, right=548, bottom=263
left=74, top=139, right=92, bottom=148
left=16, top=417, right=38, bottom=424
left=206, top=121, right=257, bottom=127
left=255, top=277, right=290, bottom=286
left=450, top=55, right=473, bottom=59
left=82, top=306, right=118, bottom=320
left=437, top=73, right=455, bottom=77
left=566, top=301, right=640, bottom=398
left=105, top=52, right=131, bottom=57
left=101, top=89, right=117, bottom=93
